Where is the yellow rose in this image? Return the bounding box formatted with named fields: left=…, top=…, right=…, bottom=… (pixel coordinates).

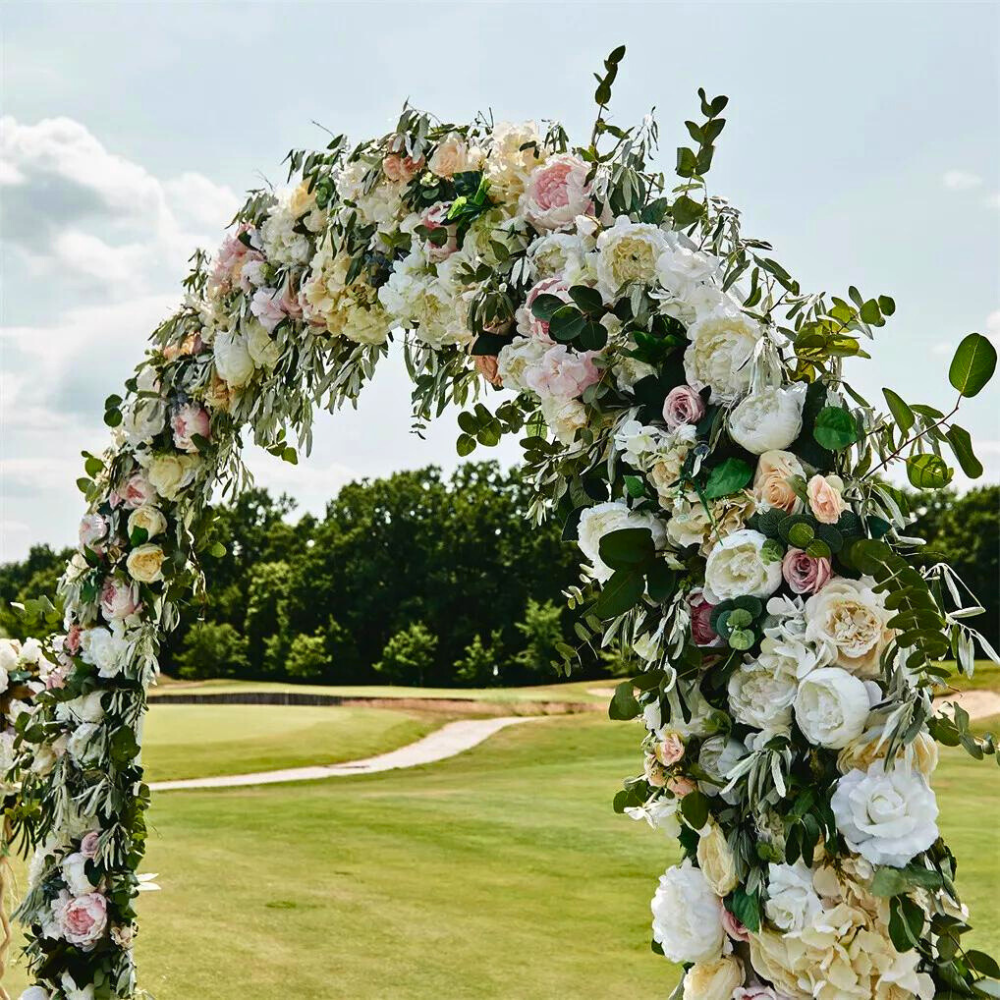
left=683, top=956, right=743, bottom=1000
left=696, top=821, right=739, bottom=895
left=127, top=505, right=167, bottom=541
left=126, top=543, right=165, bottom=584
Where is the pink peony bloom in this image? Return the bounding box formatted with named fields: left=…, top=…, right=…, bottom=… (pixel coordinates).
left=100, top=577, right=140, bottom=622
left=119, top=473, right=156, bottom=510
left=781, top=548, right=832, bottom=595
left=521, top=153, right=593, bottom=231
left=666, top=775, right=697, bottom=798
left=420, top=203, right=459, bottom=260
left=250, top=286, right=287, bottom=333
left=688, top=589, right=719, bottom=646
left=80, top=831, right=101, bottom=860
left=171, top=403, right=211, bottom=454
left=662, top=385, right=706, bottom=430
left=78, top=513, right=107, bottom=550
left=56, top=891, right=107, bottom=948
left=64, top=625, right=83, bottom=657
left=516, top=277, right=572, bottom=343
left=211, top=225, right=262, bottom=293
left=734, top=987, right=792, bottom=1000
left=523, top=344, right=600, bottom=400
left=657, top=734, right=685, bottom=766
left=44, top=661, right=69, bottom=690
left=722, top=908, right=751, bottom=943
left=382, top=153, right=424, bottom=183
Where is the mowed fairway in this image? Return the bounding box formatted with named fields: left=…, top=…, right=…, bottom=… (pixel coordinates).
left=4, top=711, right=998, bottom=997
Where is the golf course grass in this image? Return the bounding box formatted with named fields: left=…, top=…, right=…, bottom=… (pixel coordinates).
left=4, top=709, right=997, bottom=998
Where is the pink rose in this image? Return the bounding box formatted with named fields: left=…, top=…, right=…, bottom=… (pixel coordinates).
left=211, top=225, right=262, bottom=293
left=171, top=403, right=211, bottom=454
left=119, top=473, right=155, bottom=510
left=781, top=548, right=832, bottom=595
left=382, top=153, right=424, bottom=183
left=250, top=286, right=287, bottom=333
left=688, top=589, right=719, bottom=647
left=474, top=354, right=503, bottom=387
left=666, top=775, right=696, bottom=798
left=520, top=153, right=593, bottom=231
left=280, top=278, right=304, bottom=320
left=807, top=474, right=847, bottom=524
left=516, top=277, right=572, bottom=342
left=656, top=734, right=685, bottom=766
left=722, top=908, right=751, bottom=943
left=78, top=513, right=107, bottom=550
left=44, top=661, right=69, bottom=690
left=100, top=576, right=139, bottom=621
left=56, top=890, right=107, bottom=948
left=523, top=344, right=600, bottom=400
left=64, top=625, right=83, bottom=657
left=80, top=831, right=101, bottom=859
left=420, top=203, right=458, bottom=261
left=662, top=385, right=706, bottom=430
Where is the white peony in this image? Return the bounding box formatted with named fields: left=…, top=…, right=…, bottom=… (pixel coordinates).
left=213, top=328, right=255, bottom=388
left=577, top=501, right=667, bottom=583
left=651, top=860, right=725, bottom=964
left=526, top=232, right=588, bottom=282
left=19, top=988, right=51, bottom=1000
left=539, top=395, right=588, bottom=446
left=79, top=627, right=129, bottom=679
left=704, top=529, right=782, bottom=601
left=56, top=691, right=105, bottom=725
left=728, top=640, right=799, bottom=733
left=805, top=578, right=892, bottom=678
left=121, top=393, right=166, bottom=448
left=765, top=861, right=823, bottom=932
left=831, top=760, right=939, bottom=867
left=728, top=385, right=805, bottom=454
left=794, top=666, right=871, bottom=749
left=595, top=216, right=669, bottom=298
left=684, top=305, right=763, bottom=403
left=656, top=244, right=720, bottom=302
left=260, top=195, right=312, bottom=265
left=61, top=851, right=97, bottom=896
left=496, top=337, right=548, bottom=393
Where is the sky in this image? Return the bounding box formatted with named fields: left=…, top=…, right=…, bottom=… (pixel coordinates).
left=1, top=1, right=998, bottom=562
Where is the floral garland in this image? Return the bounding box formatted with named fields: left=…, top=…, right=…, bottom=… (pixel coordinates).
left=3, top=49, right=999, bottom=1000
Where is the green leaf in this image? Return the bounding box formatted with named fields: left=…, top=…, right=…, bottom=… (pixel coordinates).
left=568, top=285, right=604, bottom=315
left=456, top=433, right=477, bottom=457
left=623, top=475, right=647, bottom=498
left=594, top=567, right=645, bottom=618
left=906, top=453, right=953, bottom=490
left=281, top=447, right=298, bottom=465
left=679, top=790, right=709, bottom=830
left=704, top=458, right=752, bottom=499
left=788, top=522, right=815, bottom=548
left=813, top=406, right=859, bottom=450
left=945, top=424, right=983, bottom=478
left=529, top=293, right=566, bottom=322
left=882, top=388, right=915, bottom=434
left=548, top=307, right=587, bottom=343
left=728, top=888, right=761, bottom=933
left=598, top=527, right=656, bottom=570
left=608, top=680, right=640, bottom=721
left=208, top=541, right=227, bottom=558
left=949, top=332, right=997, bottom=398
left=645, top=561, right=677, bottom=604
left=870, top=864, right=945, bottom=897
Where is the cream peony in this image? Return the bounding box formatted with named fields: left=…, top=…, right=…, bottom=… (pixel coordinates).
left=696, top=822, right=739, bottom=895
left=684, top=306, right=764, bottom=402
left=496, top=336, right=548, bottom=392
left=804, top=578, right=892, bottom=678
left=213, top=328, right=255, bottom=387
left=145, top=453, right=199, bottom=501
left=837, top=726, right=938, bottom=778
left=577, top=501, right=667, bottom=583
left=127, top=505, right=167, bottom=541
left=595, top=217, right=669, bottom=298
left=682, top=957, right=744, bottom=1000
left=794, top=667, right=871, bottom=749
left=831, top=760, right=939, bottom=867
left=704, top=529, right=782, bottom=601
left=728, top=642, right=799, bottom=733
left=539, top=395, right=588, bottom=446
left=126, top=543, right=165, bottom=584
left=728, top=385, right=805, bottom=454
left=651, top=860, right=725, bottom=964
left=765, top=861, right=822, bottom=933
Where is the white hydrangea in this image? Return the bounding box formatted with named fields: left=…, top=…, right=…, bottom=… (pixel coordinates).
left=260, top=194, right=312, bottom=266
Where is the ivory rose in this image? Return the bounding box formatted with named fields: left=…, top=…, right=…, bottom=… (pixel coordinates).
left=651, top=860, right=725, bottom=964
left=806, top=473, right=847, bottom=524
left=539, top=395, right=588, bottom=446
left=753, top=450, right=805, bottom=513
left=213, top=328, right=255, bottom=387
left=696, top=822, right=739, bottom=895
left=146, top=453, right=199, bottom=501
left=519, top=153, right=592, bottom=231
left=704, top=529, right=783, bottom=602
left=764, top=860, right=822, bottom=932
left=127, top=505, right=167, bottom=541
left=126, top=543, right=165, bottom=584
left=781, top=548, right=831, bottom=595
left=662, top=385, right=705, bottom=429
left=683, top=957, right=743, bottom=1000
left=170, top=403, right=210, bottom=453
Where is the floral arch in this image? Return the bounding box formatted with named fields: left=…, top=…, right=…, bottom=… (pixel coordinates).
left=2, top=49, right=998, bottom=1000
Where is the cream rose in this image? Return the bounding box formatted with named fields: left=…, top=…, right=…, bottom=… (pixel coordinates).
left=704, top=529, right=783, bottom=602
left=683, top=957, right=744, bottom=1000
left=753, top=450, right=805, bottom=513
left=728, top=385, right=805, bottom=454
left=807, top=473, right=847, bottom=524
left=684, top=306, right=764, bottom=403
left=127, top=505, right=167, bottom=541
left=794, top=666, right=871, bottom=749
left=837, top=727, right=938, bottom=777
left=651, top=860, right=725, bottom=964
left=804, top=578, right=892, bottom=677
left=428, top=133, right=473, bottom=178
left=696, top=822, right=739, bottom=895
left=146, top=453, right=199, bottom=501
left=126, top=543, right=165, bottom=584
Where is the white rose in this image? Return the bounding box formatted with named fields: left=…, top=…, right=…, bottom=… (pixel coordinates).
left=126, top=543, right=165, bottom=584
left=0, top=638, right=20, bottom=671
left=651, top=860, right=725, bottom=964
left=682, top=957, right=744, bottom=1000
left=728, top=385, right=805, bottom=454
left=704, top=529, right=782, bottom=601
left=804, top=578, right=892, bottom=678
left=684, top=305, right=763, bottom=403
left=61, top=851, right=97, bottom=896
left=245, top=318, right=281, bottom=369
left=213, top=328, right=255, bottom=387
left=831, top=760, right=939, bottom=867
left=577, top=501, right=667, bottom=583
left=145, top=453, right=199, bottom=501
left=496, top=336, right=548, bottom=392
left=595, top=216, right=669, bottom=298
left=696, top=822, right=739, bottom=895
left=121, top=394, right=167, bottom=447
left=727, top=643, right=799, bottom=733
left=79, top=627, right=129, bottom=680
left=765, top=861, right=822, bottom=932
left=794, top=666, right=870, bottom=749
left=539, top=395, right=588, bottom=446
left=127, top=505, right=167, bottom=541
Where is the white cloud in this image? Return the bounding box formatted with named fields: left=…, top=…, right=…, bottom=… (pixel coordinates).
left=985, top=192, right=1000, bottom=210
left=942, top=169, right=983, bottom=191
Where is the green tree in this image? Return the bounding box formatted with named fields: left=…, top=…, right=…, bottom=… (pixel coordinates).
left=285, top=632, right=329, bottom=680
left=512, top=599, right=563, bottom=679
left=455, top=629, right=506, bottom=686
left=175, top=622, right=249, bottom=680
left=374, top=622, right=438, bottom=686
left=244, top=561, right=293, bottom=676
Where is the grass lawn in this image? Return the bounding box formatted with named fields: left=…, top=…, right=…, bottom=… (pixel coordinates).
left=5, top=712, right=997, bottom=998
left=141, top=704, right=440, bottom=781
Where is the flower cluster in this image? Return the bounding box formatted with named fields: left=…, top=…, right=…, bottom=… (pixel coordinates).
left=3, top=50, right=997, bottom=1000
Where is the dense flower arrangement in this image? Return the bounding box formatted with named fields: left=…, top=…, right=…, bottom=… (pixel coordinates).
left=3, top=49, right=998, bottom=999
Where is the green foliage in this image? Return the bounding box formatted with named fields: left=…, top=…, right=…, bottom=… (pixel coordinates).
left=175, top=622, right=249, bottom=680
left=513, top=599, right=564, bottom=676
left=455, top=629, right=506, bottom=686
left=285, top=632, right=330, bottom=680
left=374, top=622, right=439, bottom=686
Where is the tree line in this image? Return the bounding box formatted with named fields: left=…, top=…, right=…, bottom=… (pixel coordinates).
left=1, top=470, right=996, bottom=687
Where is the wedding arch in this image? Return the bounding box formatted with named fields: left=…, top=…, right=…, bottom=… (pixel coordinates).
left=2, top=49, right=998, bottom=1000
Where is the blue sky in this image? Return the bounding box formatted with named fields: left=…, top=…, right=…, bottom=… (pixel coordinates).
left=2, top=1, right=998, bottom=560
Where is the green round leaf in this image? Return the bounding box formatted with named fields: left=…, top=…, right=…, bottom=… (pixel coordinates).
left=906, top=453, right=953, bottom=490
left=788, top=522, right=815, bottom=548
left=729, top=628, right=756, bottom=651
left=813, top=406, right=859, bottom=451
left=949, top=332, right=997, bottom=398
